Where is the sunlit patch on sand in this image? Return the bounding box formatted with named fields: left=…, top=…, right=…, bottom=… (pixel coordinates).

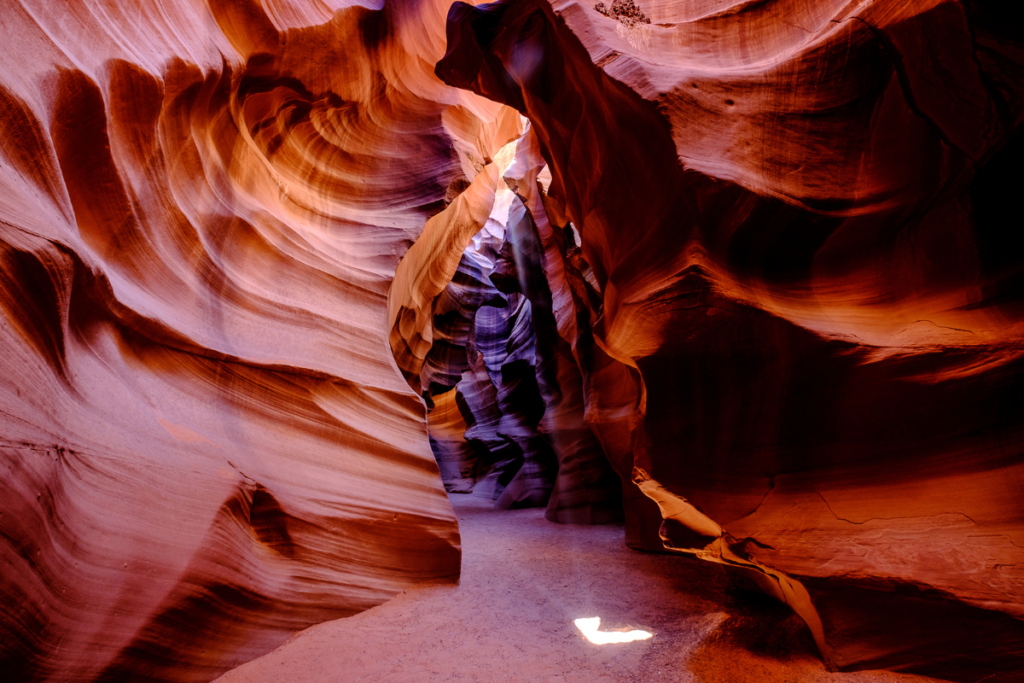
left=574, top=617, right=653, bottom=644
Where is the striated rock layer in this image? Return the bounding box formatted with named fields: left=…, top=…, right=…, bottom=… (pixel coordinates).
left=0, top=0, right=527, bottom=680
left=436, top=0, right=1024, bottom=680
left=387, top=110, right=621, bottom=520
left=4, top=0, right=1024, bottom=681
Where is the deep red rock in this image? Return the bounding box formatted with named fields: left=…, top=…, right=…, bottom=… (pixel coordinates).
left=3, top=0, right=1023, bottom=681
left=436, top=0, right=1024, bottom=680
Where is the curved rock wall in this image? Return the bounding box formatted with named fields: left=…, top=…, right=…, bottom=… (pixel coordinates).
left=4, top=0, right=1023, bottom=681
left=389, top=112, right=621, bottom=519
left=436, top=0, right=1024, bottom=680
left=0, top=0, right=516, bottom=680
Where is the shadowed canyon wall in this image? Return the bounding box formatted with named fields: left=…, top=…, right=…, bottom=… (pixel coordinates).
left=436, top=0, right=1024, bottom=680
left=1, top=0, right=1023, bottom=681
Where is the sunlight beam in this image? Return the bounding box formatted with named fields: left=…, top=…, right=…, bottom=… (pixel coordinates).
left=574, top=617, right=653, bottom=645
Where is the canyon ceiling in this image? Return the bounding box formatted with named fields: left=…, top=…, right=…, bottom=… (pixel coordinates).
left=0, top=0, right=1022, bottom=681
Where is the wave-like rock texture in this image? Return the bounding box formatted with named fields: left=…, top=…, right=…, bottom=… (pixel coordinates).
left=387, top=112, right=621, bottom=519
left=0, top=0, right=538, bottom=680
left=428, top=238, right=562, bottom=507
left=5, top=0, right=1024, bottom=680
left=437, top=0, right=1024, bottom=680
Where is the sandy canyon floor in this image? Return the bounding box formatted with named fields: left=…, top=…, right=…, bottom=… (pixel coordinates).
left=215, top=492, right=943, bottom=683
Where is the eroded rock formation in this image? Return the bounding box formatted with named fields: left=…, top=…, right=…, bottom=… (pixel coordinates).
left=2, top=0, right=1023, bottom=681
left=436, top=0, right=1024, bottom=680
left=0, top=0, right=513, bottom=679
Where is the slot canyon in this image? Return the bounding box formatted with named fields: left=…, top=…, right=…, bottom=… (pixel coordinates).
left=1, top=0, right=1022, bottom=681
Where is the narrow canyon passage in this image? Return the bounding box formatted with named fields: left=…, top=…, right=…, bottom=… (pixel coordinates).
left=214, top=491, right=938, bottom=683
left=2, top=0, right=1023, bottom=681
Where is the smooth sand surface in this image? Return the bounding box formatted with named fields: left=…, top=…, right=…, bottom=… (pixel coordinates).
left=215, top=492, right=942, bottom=683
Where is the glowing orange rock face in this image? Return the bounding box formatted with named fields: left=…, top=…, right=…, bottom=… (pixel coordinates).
left=437, top=0, right=1024, bottom=680
left=0, top=0, right=521, bottom=680
left=2, top=0, right=1023, bottom=681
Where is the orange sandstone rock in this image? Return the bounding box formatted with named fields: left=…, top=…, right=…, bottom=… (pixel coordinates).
left=437, top=0, right=1024, bottom=680
left=0, top=1, right=516, bottom=680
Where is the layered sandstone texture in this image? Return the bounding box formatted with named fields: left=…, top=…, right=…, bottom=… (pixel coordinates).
left=0, top=0, right=521, bottom=680
left=436, top=0, right=1024, bottom=681
left=2, top=0, right=1024, bottom=682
